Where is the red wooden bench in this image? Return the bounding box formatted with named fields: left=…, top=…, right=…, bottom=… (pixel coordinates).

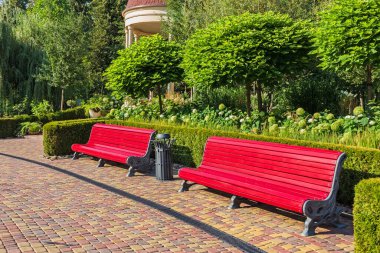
left=72, top=123, right=155, bottom=177
left=178, top=136, right=347, bottom=236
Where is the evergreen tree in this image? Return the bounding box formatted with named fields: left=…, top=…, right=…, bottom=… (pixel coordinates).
left=85, top=0, right=125, bottom=94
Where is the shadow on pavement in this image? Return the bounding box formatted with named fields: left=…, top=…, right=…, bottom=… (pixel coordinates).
left=0, top=152, right=265, bottom=253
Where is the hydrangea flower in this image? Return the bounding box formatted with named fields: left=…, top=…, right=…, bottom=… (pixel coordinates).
left=296, top=108, right=305, bottom=116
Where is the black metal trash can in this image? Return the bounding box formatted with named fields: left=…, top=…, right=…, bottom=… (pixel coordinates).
left=153, top=133, right=175, bottom=181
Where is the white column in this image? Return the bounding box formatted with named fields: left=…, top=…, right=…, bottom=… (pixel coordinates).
left=127, top=26, right=133, bottom=47
left=125, top=27, right=129, bottom=48
left=134, top=34, right=138, bottom=43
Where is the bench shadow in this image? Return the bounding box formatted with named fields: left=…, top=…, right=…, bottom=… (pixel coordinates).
left=0, top=152, right=265, bottom=253
left=204, top=188, right=353, bottom=236
left=43, top=241, right=79, bottom=247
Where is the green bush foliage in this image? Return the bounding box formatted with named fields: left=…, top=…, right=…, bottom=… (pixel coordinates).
left=43, top=119, right=380, bottom=206
left=43, top=119, right=105, bottom=156
left=0, top=114, right=41, bottom=137
left=0, top=107, right=86, bottom=138
left=109, top=98, right=380, bottom=148
left=31, top=100, right=54, bottom=118
left=313, top=0, right=380, bottom=100
left=18, top=122, right=43, bottom=136
left=38, top=106, right=86, bottom=124
left=182, top=12, right=312, bottom=114
left=104, top=35, right=183, bottom=114
left=354, top=178, right=380, bottom=253
left=0, top=118, right=20, bottom=138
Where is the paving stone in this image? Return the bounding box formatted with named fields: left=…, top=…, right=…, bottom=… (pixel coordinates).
left=0, top=136, right=354, bottom=252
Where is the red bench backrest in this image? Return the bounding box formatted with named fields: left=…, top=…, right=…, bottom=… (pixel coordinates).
left=87, top=124, right=155, bottom=155
left=200, top=136, right=344, bottom=200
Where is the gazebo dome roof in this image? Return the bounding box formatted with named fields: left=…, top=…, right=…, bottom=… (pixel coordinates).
left=125, top=0, right=166, bottom=11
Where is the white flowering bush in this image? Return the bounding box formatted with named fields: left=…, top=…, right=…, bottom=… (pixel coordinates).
left=105, top=96, right=380, bottom=148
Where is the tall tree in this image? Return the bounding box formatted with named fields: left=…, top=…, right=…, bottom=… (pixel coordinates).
left=0, top=1, right=51, bottom=115
left=30, top=0, right=89, bottom=110
left=85, top=0, right=125, bottom=94
left=165, top=0, right=331, bottom=42
left=35, top=14, right=89, bottom=110
left=313, top=0, right=380, bottom=106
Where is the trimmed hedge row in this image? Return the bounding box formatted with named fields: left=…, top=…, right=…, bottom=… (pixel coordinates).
left=43, top=119, right=105, bottom=156
left=354, top=178, right=380, bottom=253
left=0, top=107, right=87, bottom=138
left=38, top=107, right=87, bottom=124
left=43, top=119, right=380, bottom=205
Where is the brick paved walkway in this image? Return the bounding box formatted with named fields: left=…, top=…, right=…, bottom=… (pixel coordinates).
left=0, top=136, right=354, bottom=253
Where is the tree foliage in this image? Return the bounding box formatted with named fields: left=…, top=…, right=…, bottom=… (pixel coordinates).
left=0, top=1, right=51, bottom=115
left=182, top=12, right=313, bottom=115
left=312, top=0, right=380, bottom=104
left=165, top=0, right=331, bottom=41
left=104, top=35, right=183, bottom=113
left=34, top=12, right=89, bottom=110
left=85, top=0, right=125, bottom=94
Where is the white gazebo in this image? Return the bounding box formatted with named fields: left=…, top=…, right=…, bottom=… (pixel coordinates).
left=122, top=0, right=167, bottom=48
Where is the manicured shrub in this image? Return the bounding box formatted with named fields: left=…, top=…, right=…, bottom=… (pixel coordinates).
left=43, top=119, right=104, bottom=156
left=0, top=107, right=87, bottom=138
left=354, top=178, right=380, bottom=253
left=0, top=118, right=20, bottom=138
left=38, top=106, right=86, bottom=124
left=43, top=119, right=380, bottom=205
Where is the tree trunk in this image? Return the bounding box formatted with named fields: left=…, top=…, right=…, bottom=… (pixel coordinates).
left=348, top=97, right=354, bottom=115
left=245, top=83, right=252, bottom=117
left=366, top=64, right=374, bottom=102
left=268, top=92, right=274, bottom=112
left=359, top=89, right=365, bottom=108
left=256, top=82, right=263, bottom=112
left=157, top=84, right=163, bottom=114
left=60, top=88, right=64, bottom=111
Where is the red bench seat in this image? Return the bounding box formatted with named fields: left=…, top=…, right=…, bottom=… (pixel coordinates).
left=178, top=136, right=347, bottom=236
left=72, top=123, right=155, bottom=176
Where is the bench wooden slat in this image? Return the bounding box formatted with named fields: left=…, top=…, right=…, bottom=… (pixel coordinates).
left=88, top=134, right=151, bottom=152
left=204, top=150, right=335, bottom=174
left=202, top=156, right=334, bottom=181
left=206, top=141, right=338, bottom=165
left=211, top=136, right=341, bottom=158
left=201, top=158, right=334, bottom=186
left=199, top=166, right=330, bottom=198
left=205, top=143, right=337, bottom=170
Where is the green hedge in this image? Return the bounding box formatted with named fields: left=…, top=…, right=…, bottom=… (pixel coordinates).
left=0, top=118, right=20, bottom=138
left=43, top=119, right=105, bottom=156
left=0, top=107, right=87, bottom=138
left=354, top=178, right=380, bottom=253
left=43, top=119, right=380, bottom=205
left=38, top=106, right=87, bottom=124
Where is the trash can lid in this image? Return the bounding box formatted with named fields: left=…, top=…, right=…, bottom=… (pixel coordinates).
left=156, top=133, right=170, bottom=139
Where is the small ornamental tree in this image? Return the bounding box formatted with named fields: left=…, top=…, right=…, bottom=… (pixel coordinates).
left=313, top=0, right=380, bottom=104
left=182, top=12, right=312, bottom=115
left=104, top=35, right=183, bottom=114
